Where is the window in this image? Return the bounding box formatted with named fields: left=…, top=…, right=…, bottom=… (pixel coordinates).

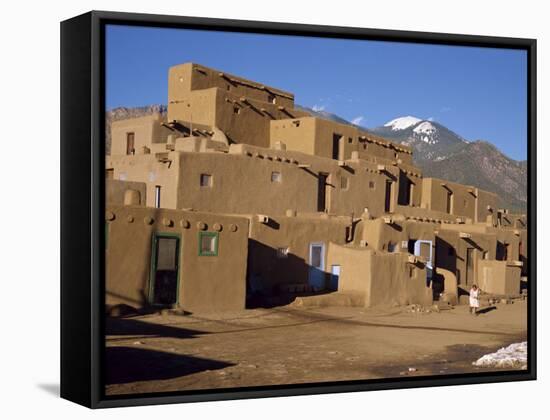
left=233, top=106, right=241, bottom=114
left=154, top=185, right=161, bottom=208
left=199, top=232, right=219, bottom=256
left=271, top=171, right=282, bottom=183
left=369, top=181, right=375, bottom=189
left=126, top=132, right=135, bottom=155
left=200, top=174, right=212, bottom=187
left=340, top=176, right=349, bottom=190
left=268, top=94, right=276, bottom=104
left=277, top=247, right=289, bottom=258
left=388, top=242, right=397, bottom=253
left=348, top=137, right=353, bottom=144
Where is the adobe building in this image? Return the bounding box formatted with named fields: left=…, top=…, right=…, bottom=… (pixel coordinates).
left=105, top=63, right=528, bottom=314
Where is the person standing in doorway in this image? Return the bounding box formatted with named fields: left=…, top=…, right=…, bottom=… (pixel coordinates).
left=469, top=284, right=480, bottom=315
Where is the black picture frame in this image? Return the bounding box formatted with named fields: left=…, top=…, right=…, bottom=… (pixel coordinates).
left=60, top=10, right=537, bottom=409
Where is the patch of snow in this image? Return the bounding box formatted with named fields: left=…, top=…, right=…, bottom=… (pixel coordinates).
left=413, top=121, right=436, bottom=135
left=384, top=116, right=422, bottom=131
left=472, top=342, right=527, bottom=369
left=351, top=116, right=364, bottom=126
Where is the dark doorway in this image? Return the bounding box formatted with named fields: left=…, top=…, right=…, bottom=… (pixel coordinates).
left=496, top=241, right=509, bottom=261
left=318, top=173, right=329, bottom=212
left=466, top=247, right=474, bottom=286
left=398, top=171, right=413, bottom=206
left=150, top=234, right=180, bottom=306
left=332, top=134, right=342, bottom=160
left=384, top=180, right=393, bottom=213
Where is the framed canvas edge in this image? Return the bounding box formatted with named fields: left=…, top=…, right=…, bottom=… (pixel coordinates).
left=60, top=9, right=537, bottom=409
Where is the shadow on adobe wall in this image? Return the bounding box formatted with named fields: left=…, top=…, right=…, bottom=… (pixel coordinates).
left=246, top=239, right=335, bottom=309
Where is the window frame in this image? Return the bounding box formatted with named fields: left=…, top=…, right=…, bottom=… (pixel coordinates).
left=198, top=231, right=219, bottom=256
left=148, top=232, right=181, bottom=305
left=200, top=173, right=213, bottom=188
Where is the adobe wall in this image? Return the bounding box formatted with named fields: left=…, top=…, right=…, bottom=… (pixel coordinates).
left=226, top=144, right=399, bottom=217
left=326, top=244, right=372, bottom=296
left=270, top=116, right=414, bottom=166
left=422, top=177, right=483, bottom=221
left=169, top=63, right=295, bottom=109
left=357, top=218, right=437, bottom=253
left=367, top=252, right=433, bottom=307
left=176, top=151, right=318, bottom=215
left=105, top=206, right=249, bottom=312
left=106, top=153, right=180, bottom=209
left=106, top=179, right=147, bottom=206
left=476, top=189, right=499, bottom=223
left=270, top=117, right=318, bottom=156
left=326, top=244, right=432, bottom=307
left=168, top=63, right=308, bottom=147
left=500, top=212, right=527, bottom=229
left=247, top=215, right=349, bottom=293
left=494, top=227, right=522, bottom=262
left=437, top=224, right=497, bottom=288
left=477, top=260, right=521, bottom=295
left=110, top=113, right=173, bottom=156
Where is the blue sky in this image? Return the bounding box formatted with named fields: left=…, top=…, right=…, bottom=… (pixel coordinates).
left=106, top=25, right=527, bottom=160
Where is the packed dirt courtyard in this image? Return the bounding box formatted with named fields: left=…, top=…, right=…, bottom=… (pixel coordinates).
left=105, top=299, right=527, bottom=396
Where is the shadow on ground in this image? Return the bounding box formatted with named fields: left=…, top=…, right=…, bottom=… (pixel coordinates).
left=477, top=306, right=497, bottom=315
left=105, top=346, right=234, bottom=385
left=106, top=317, right=206, bottom=339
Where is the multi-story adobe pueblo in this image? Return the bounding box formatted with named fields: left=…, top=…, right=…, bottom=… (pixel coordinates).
left=105, top=63, right=528, bottom=313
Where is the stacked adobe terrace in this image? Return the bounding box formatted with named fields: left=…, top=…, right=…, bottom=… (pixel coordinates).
left=105, top=63, right=527, bottom=313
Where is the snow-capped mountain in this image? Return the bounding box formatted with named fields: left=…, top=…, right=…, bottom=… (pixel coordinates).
left=369, top=116, right=526, bottom=210
left=370, top=116, right=468, bottom=163
left=384, top=116, right=422, bottom=131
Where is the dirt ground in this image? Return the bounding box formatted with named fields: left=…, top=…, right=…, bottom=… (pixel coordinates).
left=105, top=299, right=527, bottom=396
